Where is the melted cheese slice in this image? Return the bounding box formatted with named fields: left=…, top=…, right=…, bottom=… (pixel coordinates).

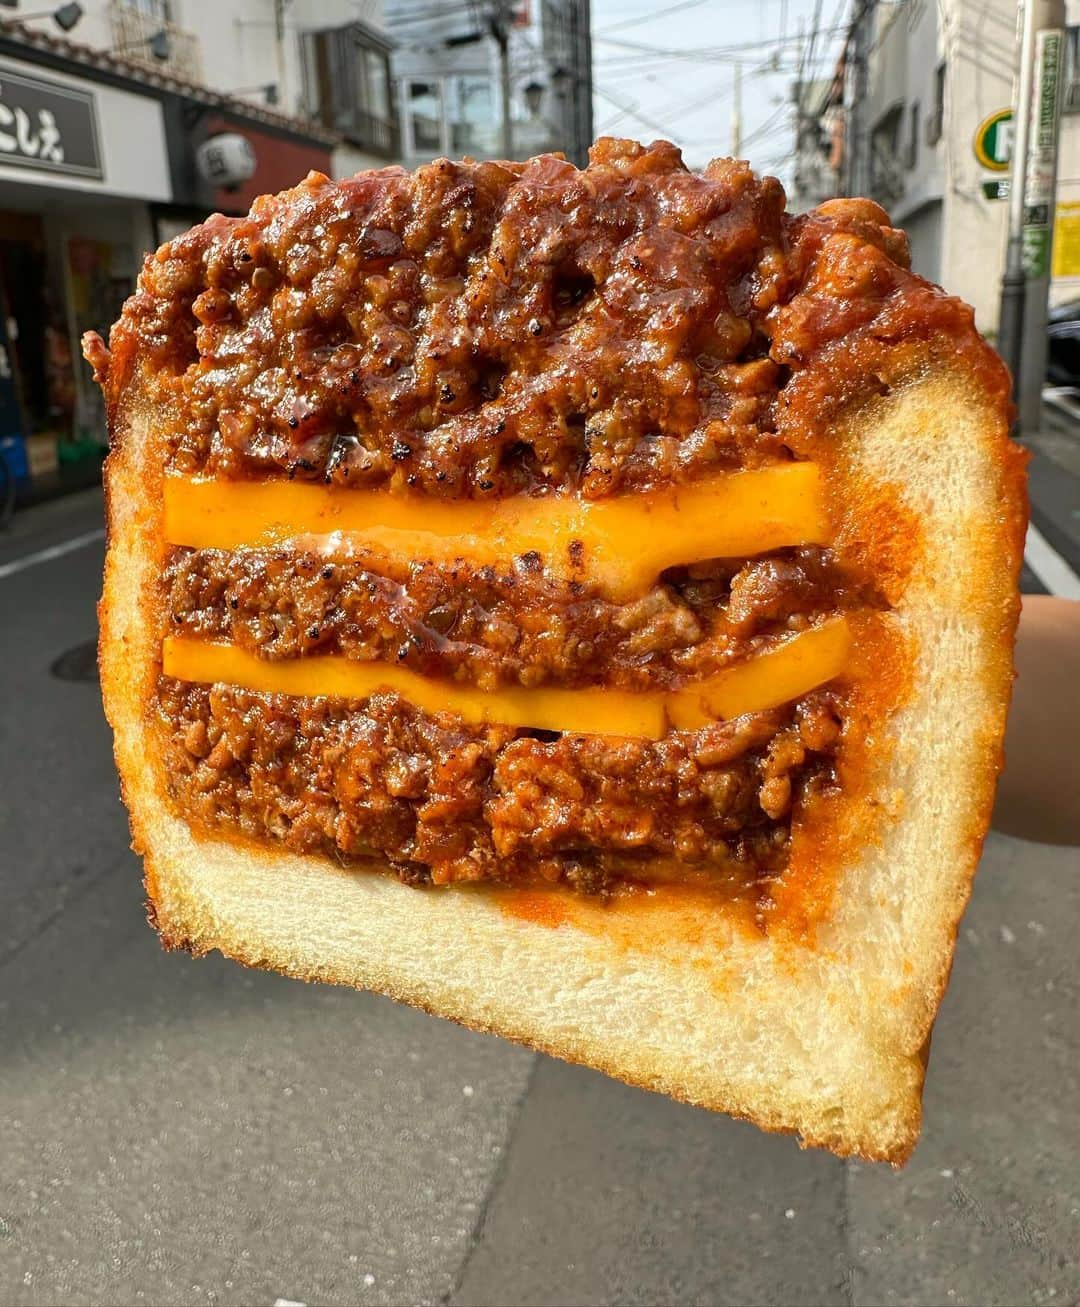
left=164, top=462, right=830, bottom=599
left=163, top=617, right=850, bottom=740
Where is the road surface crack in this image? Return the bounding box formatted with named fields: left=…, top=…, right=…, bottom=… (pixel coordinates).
left=441, top=1053, right=541, bottom=1306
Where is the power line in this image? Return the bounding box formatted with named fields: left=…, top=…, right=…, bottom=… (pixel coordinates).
left=597, top=77, right=739, bottom=135
left=592, top=24, right=849, bottom=61
left=589, top=1, right=854, bottom=169
left=803, top=0, right=826, bottom=82
left=597, top=0, right=712, bottom=33
left=741, top=101, right=792, bottom=150
left=592, top=80, right=691, bottom=139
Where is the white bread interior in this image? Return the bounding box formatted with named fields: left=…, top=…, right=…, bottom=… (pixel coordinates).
left=99, top=359, right=1025, bottom=1164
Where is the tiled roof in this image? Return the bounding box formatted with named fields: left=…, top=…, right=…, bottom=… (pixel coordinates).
left=0, top=17, right=342, bottom=146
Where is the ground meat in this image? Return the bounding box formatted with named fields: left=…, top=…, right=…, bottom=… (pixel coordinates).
left=165, top=544, right=880, bottom=691
left=89, top=139, right=1006, bottom=507
left=158, top=678, right=843, bottom=892
left=98, top=139, right=799, bottom=498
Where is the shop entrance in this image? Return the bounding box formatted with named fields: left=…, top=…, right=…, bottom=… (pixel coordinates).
left=0, top=210, right=75, bottom=494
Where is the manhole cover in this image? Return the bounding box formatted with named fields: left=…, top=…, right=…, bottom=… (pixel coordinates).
left=50, top=640, right=98, bottom=682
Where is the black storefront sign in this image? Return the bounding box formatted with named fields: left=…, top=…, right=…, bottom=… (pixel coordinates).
left=0, top=69, right=101, bottom=179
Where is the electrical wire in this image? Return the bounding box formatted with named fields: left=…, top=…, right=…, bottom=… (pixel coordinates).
left=592, top=24, right=849, bottom=62
left=597, top=0, right=712, bottom=33
left=740, top=101, right=792, bottom=150
left=590, top=0, right=854, bottom=167
left=597, top=77, right=739, bottom=135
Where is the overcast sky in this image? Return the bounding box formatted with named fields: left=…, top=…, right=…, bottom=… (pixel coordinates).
left=588, top=0, right=849, bottom=185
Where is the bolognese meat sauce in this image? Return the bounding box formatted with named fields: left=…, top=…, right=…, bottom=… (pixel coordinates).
left=83, top=137, right=1007, bottom=898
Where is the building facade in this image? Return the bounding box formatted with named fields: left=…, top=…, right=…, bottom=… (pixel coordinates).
left=819, top=0, right=1080, bottom=334
left=0, top=0, right=398, bottom=502
left=385, top=0, right=593, bottom=169
left=790, top=73, right=844, bottom=211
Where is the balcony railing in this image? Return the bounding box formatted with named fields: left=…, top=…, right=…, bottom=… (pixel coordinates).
left=339, top=105, right=399, bottom=158
left=108, top=3, right=203, bottom=84
left=870, top=140, right=905, bottom=207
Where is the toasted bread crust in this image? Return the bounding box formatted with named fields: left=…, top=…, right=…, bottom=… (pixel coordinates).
left=98, top=341, right=1025, bottom=1162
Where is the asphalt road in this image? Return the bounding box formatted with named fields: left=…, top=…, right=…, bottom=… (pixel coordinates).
left=1, top=483, right=1078, bottom=1307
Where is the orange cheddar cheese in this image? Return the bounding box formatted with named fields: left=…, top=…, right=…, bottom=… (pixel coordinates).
left=163, top=462, right=831, bottom=600
left=162, top=617, right=851, bottom=740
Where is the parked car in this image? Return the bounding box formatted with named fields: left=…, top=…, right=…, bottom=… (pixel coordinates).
left=1047, top=298, right=1080, bottom=387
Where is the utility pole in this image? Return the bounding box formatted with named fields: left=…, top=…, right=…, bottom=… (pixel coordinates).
left=567, top=0, right=594, bottom=166
left=999, top=0, right=1066, bottom=433
left=489, top=1, right=514, bottom=158
left=732, top=61, right=743, bottom=156
left=846, top=0, right=875, bottom=196
left=273, top=0, right=288, bottom=113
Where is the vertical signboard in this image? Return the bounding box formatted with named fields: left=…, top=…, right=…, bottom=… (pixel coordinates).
left=1051, top=199, right=1080, bottom=277
left=1023, top=28, right=1064, bottom=278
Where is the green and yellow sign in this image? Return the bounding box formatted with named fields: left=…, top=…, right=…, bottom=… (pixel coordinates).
left=974, top=109, right=1014, bottom=171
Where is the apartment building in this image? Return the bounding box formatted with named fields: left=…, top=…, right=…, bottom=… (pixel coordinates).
left=819, top=0, right=1080, bottom=333
left=385, top=0, right=593, bottom=169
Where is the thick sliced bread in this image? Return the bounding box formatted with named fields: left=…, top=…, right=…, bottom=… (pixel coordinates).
left=99, top=341, right=1025, bottom=1162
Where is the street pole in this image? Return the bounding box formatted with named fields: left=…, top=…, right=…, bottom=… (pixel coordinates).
left=489, top=1, right=513, bottom=158
left=1020, top=2, right=1066, bottom=433
left=999, top=0, right=1065, bottom=432
left=732, top=61, right=742, bottom=156
left=568, top=0, right=594, bottom=166
left=273, top=0, right=289, bottom=113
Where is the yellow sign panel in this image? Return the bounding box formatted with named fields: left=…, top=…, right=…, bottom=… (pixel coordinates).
left=1052, top=201, right=1080, bottom=278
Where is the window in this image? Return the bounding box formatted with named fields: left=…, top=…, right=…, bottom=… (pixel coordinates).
left=406, top=81, right=443, bottom=155
left=905, top=100, right=920, bottom=169
left=301, top=23, right=398, bottom=157
left=1065, top=26, right=1080, bottom=113
left=400, top=76, right=504, bottom=163
left=870, top=104, right=905, bottom=204
left=926, top=61, right=945, bottom=144
left=449, top=76, right=498, bottom=157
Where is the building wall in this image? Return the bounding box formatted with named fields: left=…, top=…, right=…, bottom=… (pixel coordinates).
left=937, top=0, right=1015, bottom=330
left=35, top=0, right=383, bottom=120
left=891, top=0, right=947, bottom=229
left=855, top=0, right=1080, bottom=332
left=904, top=197, right=944, bottom=281
left=938, top=0, right=1080, bottom=329
left=17, top=0, right=390, bottom=175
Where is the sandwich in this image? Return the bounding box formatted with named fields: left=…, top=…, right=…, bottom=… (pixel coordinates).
left=82, top=138, right=1026, bottom=1162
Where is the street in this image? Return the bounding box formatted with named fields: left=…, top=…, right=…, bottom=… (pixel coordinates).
left=1, top=423, right=1078, bottom=1307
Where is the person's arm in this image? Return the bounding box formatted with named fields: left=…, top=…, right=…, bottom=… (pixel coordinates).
left=992, top=594, right=1080, bottom=845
